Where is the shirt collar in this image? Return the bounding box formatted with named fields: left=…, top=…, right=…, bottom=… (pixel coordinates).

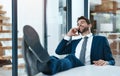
left=80, top=33, right=93, bottom=39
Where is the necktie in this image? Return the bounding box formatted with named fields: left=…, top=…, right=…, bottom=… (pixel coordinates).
left=79, top=37, right=88, bottom=64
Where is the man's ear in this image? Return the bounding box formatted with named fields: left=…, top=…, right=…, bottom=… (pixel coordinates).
left=89, top=24, right=92, bottom=28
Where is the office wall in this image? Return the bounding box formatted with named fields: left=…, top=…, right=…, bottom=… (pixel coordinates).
left=18, top=0, right=44, bottom=45
left=72, top=0, right=84, bottom=27
left=0, top=0, right=44, bottom=45
left=47, top=0, right=60, bottom=56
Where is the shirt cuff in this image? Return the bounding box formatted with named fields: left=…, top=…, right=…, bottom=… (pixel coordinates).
left=106, top=61, right=110, bottom=65
left=64, top=35, right=71, bottom=41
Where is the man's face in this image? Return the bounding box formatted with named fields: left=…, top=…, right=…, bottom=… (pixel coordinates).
left=77, top=19, right=90, bottom=33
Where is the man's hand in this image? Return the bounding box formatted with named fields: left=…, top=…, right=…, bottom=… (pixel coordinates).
left=66, top=28, right=79, bottom=37
left=93, top=59, right=109, bottom=66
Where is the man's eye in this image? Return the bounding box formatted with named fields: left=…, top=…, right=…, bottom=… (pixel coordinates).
left=81, top=21, right=86, bottom=23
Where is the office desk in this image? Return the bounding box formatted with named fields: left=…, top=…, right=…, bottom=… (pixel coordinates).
left=36, top=65, right=120, bottom=76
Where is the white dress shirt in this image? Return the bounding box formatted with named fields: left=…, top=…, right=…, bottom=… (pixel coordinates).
left=64, top=33, right=93, bottom=65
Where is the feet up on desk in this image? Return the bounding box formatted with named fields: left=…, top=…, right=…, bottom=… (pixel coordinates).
left=22, top=25, right=50, bottom=76
left=23, top=25, right=50, bottom=63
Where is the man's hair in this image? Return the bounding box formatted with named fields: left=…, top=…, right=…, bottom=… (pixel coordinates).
left=77, top=16, right=91, bottom=24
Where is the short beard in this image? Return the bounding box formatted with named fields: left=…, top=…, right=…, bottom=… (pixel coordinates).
left=79, top=27, right=89, bottom=33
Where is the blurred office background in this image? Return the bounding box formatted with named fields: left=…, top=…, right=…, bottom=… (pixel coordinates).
left=0, top=0, right=120, bottom=76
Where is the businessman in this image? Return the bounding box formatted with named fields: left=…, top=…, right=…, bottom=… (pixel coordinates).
left=22, top=16, right=115, bottom=76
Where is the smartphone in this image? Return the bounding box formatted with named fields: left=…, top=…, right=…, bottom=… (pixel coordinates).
left=78, top=30, right=81, bottom=34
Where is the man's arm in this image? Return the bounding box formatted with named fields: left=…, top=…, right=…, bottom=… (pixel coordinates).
left=55, top=39, right=72, bottom=55
left=55, top=28, right=79, bottom=55
left=93, top=37, right=115, bottom=66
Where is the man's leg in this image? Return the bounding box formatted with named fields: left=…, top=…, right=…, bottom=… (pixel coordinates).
left=22, top=25, right=84, bottom=75
left=22, top=25, right=50, bottom=76
left=40, top=54, right=84, bottom=75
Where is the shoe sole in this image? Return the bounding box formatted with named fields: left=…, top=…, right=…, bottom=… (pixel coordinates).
left=23, top=25, right=50, bottom=63
left=22, top=40, right=41, bottom=76
left=22, top=39, right=33, bottom=76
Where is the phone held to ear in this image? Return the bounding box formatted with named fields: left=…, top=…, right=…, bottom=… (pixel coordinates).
left=78, top=30, right=81, bottom=34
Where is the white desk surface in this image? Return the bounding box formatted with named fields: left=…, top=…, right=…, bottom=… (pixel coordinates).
left=36, top=65, right=120, bottom=76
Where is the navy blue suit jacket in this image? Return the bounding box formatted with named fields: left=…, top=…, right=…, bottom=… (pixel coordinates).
left=55, top=35, right=115, bottom=65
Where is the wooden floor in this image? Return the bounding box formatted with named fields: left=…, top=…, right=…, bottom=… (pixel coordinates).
left=0, top=55, right=120, bottom=76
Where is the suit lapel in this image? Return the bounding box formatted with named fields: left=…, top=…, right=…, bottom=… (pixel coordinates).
left=72, top=38, right=82, bottom=54
left=90, top=36, right=98, bottom=64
